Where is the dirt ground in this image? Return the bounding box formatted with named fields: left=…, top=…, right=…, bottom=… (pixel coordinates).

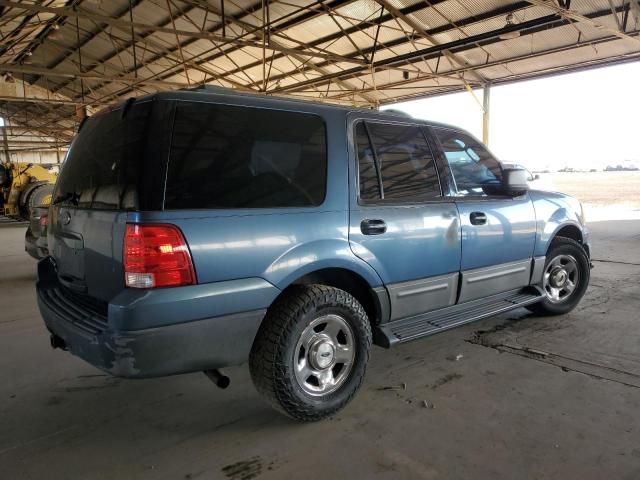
left=534, top=171, right=640, bottom=207
left=1, top=212, right=640, bottom=479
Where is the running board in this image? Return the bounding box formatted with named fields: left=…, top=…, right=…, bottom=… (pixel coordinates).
left=374, top=288, right=544, bottom=348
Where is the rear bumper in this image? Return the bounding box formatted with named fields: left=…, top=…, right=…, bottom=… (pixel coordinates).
left=36, top=258, right=275, bottom=378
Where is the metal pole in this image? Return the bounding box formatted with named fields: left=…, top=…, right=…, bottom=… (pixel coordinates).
left=1, top=121, right=11, bottom=164
left=482, top=83, right=491, bottom=146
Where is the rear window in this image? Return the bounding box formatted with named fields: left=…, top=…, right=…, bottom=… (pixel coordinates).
left=55, top=101, right=152, bottom=210
left=164, top=102, right=327, bottom=209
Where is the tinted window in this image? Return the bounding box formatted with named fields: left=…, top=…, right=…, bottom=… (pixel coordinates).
left=355, top=122, right=440, bottom=202
left=165, top=102, right=327, bottom=209
left=355, top=122, right=380, bottom=201
left=433, top=128, right=502, bottom=195
left=55, top=101, right=152, bottom=210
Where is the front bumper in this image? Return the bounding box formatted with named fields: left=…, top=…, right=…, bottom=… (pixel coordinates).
left=36, top=258, right=275, bottom=378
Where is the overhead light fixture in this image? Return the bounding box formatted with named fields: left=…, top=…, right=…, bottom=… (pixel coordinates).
left=21, top=50, right=34, bottom=64
left=499, top=13, right=521, bottom=40
left=49, top=24, right=63, bottom=40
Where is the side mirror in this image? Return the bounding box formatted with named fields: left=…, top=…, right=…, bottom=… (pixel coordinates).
left=502, top=168, right=529, bottom=196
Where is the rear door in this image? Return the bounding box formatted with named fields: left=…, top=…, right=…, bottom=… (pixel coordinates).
left=348, top=115, right=461, bottom=321
left=430, top=127, right=536, bottom=303
left=48, top=99, right=170, bottom=303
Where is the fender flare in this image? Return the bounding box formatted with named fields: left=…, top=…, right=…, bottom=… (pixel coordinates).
left=263, top=238, right=385, bottom=291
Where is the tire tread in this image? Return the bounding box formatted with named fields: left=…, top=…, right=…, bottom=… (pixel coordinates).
left=249, top=284, right=371, bottom=421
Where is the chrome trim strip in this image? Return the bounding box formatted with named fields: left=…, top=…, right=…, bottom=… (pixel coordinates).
left=467, top=266, right=527, bottom=283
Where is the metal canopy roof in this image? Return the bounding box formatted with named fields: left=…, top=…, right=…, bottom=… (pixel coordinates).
left=0, top=0, right=639, bottom=154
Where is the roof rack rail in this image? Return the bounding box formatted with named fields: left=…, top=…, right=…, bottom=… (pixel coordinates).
left=381, top=109, right=412, bottom=118
left=182, top=84, right=232, bottom=93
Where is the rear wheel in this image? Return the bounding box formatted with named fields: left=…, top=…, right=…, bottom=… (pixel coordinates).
left=527, top=237, right=590, bottom=316
left=249, top=284, right=371, bottom=421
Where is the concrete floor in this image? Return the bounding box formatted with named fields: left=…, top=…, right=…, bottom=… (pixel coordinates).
left=1, top=220, right=639, bottom=480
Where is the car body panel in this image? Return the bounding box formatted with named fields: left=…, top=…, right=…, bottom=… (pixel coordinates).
left=455, top=196, right=537, bottom=270
left=529, top=189, right=590, bottom=256
left=36, top=87, right=590, bottom=379
left=131, top=210, right=382, bottom=290
left=48, top=207, right=127, bottom=302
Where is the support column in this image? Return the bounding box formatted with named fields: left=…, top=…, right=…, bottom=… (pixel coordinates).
left=482, top=83, right=491, bottom=146
left=1, top=120, right=10, bottom=164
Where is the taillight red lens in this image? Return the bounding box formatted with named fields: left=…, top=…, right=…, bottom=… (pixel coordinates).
left=123, top=224, right=196, bottom=288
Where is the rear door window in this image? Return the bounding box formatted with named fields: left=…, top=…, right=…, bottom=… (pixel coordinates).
left=355, top=121, right=441, bottom=202
left=165, top=102, right=327, bottom=209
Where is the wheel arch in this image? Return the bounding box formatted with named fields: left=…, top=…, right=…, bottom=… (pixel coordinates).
left=549, top=223, right=589, bottom=257
left=272, top=267, right=389, bottom=327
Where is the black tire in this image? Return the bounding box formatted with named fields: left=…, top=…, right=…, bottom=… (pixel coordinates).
left=527, top=236, right=590, bottom=316
left=249, top=284, right=372, bottom=421
left=20, top=183, right=54, bottom=219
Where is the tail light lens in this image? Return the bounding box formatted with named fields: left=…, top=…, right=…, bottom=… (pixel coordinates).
left=124, top=224, right=196, bottom=289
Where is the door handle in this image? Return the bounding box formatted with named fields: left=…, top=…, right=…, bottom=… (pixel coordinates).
left=470, top=212, right=487, bottom=225
left=361, top=219, right=387, bottom=235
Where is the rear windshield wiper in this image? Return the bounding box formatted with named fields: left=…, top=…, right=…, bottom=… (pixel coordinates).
left=52, top=191, right=79, bottom=206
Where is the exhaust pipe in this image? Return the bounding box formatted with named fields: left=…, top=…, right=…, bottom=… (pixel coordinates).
left=204, top=369, right=230, bottom=389
left=50, top=334, right=67, bottom=351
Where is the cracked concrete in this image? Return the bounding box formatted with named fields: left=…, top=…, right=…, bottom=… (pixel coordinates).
left=1, top=219, right=639, bottom=479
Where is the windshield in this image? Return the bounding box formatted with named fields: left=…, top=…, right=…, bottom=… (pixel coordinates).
left=54, top=101, right=153, bottom=210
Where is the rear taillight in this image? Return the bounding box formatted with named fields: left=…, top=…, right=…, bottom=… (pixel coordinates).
left=123, top=224, right=196, bottom=289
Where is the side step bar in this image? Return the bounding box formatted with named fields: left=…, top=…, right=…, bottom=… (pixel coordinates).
left=374, top=288, right=544, bottom=348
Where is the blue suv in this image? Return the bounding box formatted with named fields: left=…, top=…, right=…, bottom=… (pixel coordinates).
left=37, top=87, right=590, bottom=421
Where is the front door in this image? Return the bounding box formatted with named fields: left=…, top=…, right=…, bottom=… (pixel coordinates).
left=431, top=127, right=536, bottom=303
left=347, top=115, right=461, bottom=321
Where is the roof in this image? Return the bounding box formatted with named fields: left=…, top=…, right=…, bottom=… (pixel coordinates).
left=0, top=0, right=639, bottom=155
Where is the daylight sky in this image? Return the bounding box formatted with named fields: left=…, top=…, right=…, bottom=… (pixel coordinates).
left=383, top=61, right=640, bottom=171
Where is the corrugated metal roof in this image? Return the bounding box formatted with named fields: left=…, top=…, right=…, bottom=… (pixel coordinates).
left=0, top=0, right=638, bottom=151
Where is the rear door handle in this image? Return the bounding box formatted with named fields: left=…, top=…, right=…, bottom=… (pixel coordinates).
left=470, top=212, right=487, bottom=225
left=361, top=219, right=387, bottom=235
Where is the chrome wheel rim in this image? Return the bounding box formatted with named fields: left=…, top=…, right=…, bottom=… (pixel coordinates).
left=293, top=314, right=355, bottom=396
left=543, top=254, right=579, bottom=304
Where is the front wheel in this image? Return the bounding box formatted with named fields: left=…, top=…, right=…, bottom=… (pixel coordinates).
left=527, top=237, right=590, bottom=316
left=249, top=285, right=371, bottom=421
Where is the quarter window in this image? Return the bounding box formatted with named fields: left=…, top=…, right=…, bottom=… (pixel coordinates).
left=432, top=128, right=502, bottom=195
left=165, top=102, right=327, bottom=209
left=355, top=122, right=441, bottom=202
left=355, top=122, right=380, bottom=201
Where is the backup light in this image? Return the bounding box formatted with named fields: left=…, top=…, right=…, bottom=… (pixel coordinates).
left=124, top=224, right=196, bottom=288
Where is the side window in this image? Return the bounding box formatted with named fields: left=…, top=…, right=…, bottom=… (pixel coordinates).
left=165, top=102, right=327, bottom=209
left=355, top=121, right=441, bottom=202
left=432, top=128, right=502, bottom=196
left=355, top=122, right=380, bottom=201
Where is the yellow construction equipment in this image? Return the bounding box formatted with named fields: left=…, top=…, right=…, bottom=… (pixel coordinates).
left=0, top=162, right=57, bottom=220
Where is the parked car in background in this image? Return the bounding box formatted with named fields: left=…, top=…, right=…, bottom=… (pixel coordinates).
left=25, top=205, right=49, bottom=260
left=36, top=87, right=591, bottom=421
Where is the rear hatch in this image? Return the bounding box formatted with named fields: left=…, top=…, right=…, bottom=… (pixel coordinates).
left=48, top=98, right=168, bottom=303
